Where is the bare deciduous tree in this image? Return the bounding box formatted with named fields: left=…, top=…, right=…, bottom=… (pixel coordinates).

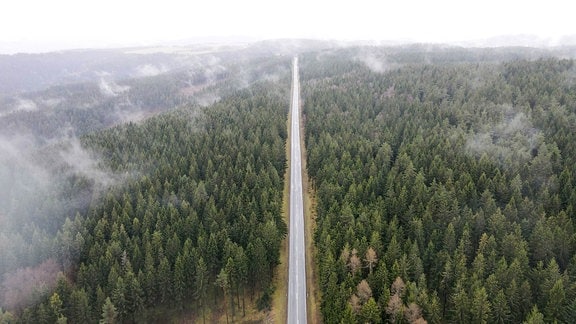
left=365, top=247, right=378, bottom=274
left=356, top=279, right=372, bottom=303
left=348, top=249, right=361, bottom=274
left=391, top=276, right=406, bottom=296
left=349, top=294, right=361, bottom=313
left=386, top=293, right=404, bottom=323
left=405, top=302, right=426, bottom=324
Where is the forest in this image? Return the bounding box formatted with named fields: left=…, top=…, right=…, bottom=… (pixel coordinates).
left=0, top=46, right=293, bottom=322
left=1, top=81, right=290, bottom=322
left=2, top=42, right=576, bottom=323
left=301, top=48, right=576, bottom=323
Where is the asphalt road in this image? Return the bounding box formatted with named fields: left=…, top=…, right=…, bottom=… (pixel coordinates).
left=287, top=56, right=307, bottom=324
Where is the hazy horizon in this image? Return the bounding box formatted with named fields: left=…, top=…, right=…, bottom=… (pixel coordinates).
left=2, top=0, right=575, bottom=54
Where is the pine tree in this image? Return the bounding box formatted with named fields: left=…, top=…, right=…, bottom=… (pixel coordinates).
left=215, top=268, right=230, bottom=324
left=100, top=297, right=117, bottom=324
left=360, top=297, right=381, bottom=323
left=195, top=257, right=209, bottom=324
left=491, top=290, right=511, bottom=324
left=125, top=271, right=143, bottom=320
left=173, top=255, right=186, bottom=310
left=112, top=277, right=126, bottom=321
left=524, top=305, right=544, bottom=324
left=544, top=278, right=565, bottom=322
left=69, top=289, right=91, bottom=323
left=49, top=293, right=64, bottom=323
left=470, top=287, right=491, bottom=324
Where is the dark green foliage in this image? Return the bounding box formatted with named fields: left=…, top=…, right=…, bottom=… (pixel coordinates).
left=0, top=53, right=291, bottom=290
left=303, top=50, right=576, bottom=323
left=256, top=285, right=274, bottom=312
left=10, top=79, right=288, bottom=321
left=79, top=83, right=286, bottom=320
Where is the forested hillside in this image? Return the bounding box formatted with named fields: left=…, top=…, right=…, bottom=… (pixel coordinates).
left=3, top=42, right=576, bottom=323
left=302, top=49, right=576, bottom=323
left=0, top=54, right=290, bottom=140
left=2, top=81, right=289, bottom=322
left=0, top=43, right=294, bottom=322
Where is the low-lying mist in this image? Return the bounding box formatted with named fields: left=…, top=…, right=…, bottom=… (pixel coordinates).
left=0, top=131, right=119, bottom=310
left=466, top=109, right=541, bottom=167
left=0, top=47, right=295, bottom=312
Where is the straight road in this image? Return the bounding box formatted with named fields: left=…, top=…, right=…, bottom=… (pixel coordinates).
left=287, top=56, right=307, bottom=324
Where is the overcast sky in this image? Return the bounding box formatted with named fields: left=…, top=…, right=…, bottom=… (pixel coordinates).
left=1, top=0, right=575, bottom=53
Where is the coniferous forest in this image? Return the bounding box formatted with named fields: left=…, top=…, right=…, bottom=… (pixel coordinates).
left=301, top=48, right=576, bottom=323
left=0, top=46, right=292, bottom=322
left=2, top=42, right=576, bottom=323
left=2, top=82, right=290, bottom=322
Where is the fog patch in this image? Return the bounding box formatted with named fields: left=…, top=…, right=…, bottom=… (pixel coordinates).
left=58, top=137, right=118, bottom=189
left=15, top=99, right=38, bottom=112
left=562, top=64, right=576, bottom=86
left=0, top=99, right=39, bottom=117
left=0, top=133, right=118, bottom=220
left=0, top=259, right=61, bottom=311
left=203, top=63, right=227, bottom=83
left=0, top=133, right=119, bottom=312
left=39, top=97, right=63, bottom=108
left=0, top=135, right=52, bottom=211
left=466, top=109, right=541, bottom=168
left=99, top=78, right=130, bottom=97
left=194, top=93, right=221, bottom=107
left=135, top=64, right=168, bottom=77
left=261, top=65, right=290, bottom=83
left=355, top=51, right=390, bottom=73
left=113, top=106, right=149, bottom=124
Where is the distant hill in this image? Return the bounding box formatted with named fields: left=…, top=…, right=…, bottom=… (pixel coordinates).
left=0, top=48, right=217, bottom=95
left=455, top=33, right=576, bottom=48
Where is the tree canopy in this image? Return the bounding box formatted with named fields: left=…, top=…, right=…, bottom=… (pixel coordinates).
left=302, top=48, right=576, bottom=323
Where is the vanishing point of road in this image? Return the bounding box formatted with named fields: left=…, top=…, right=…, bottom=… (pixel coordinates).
left=287, top=56, right=307, bottom=324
